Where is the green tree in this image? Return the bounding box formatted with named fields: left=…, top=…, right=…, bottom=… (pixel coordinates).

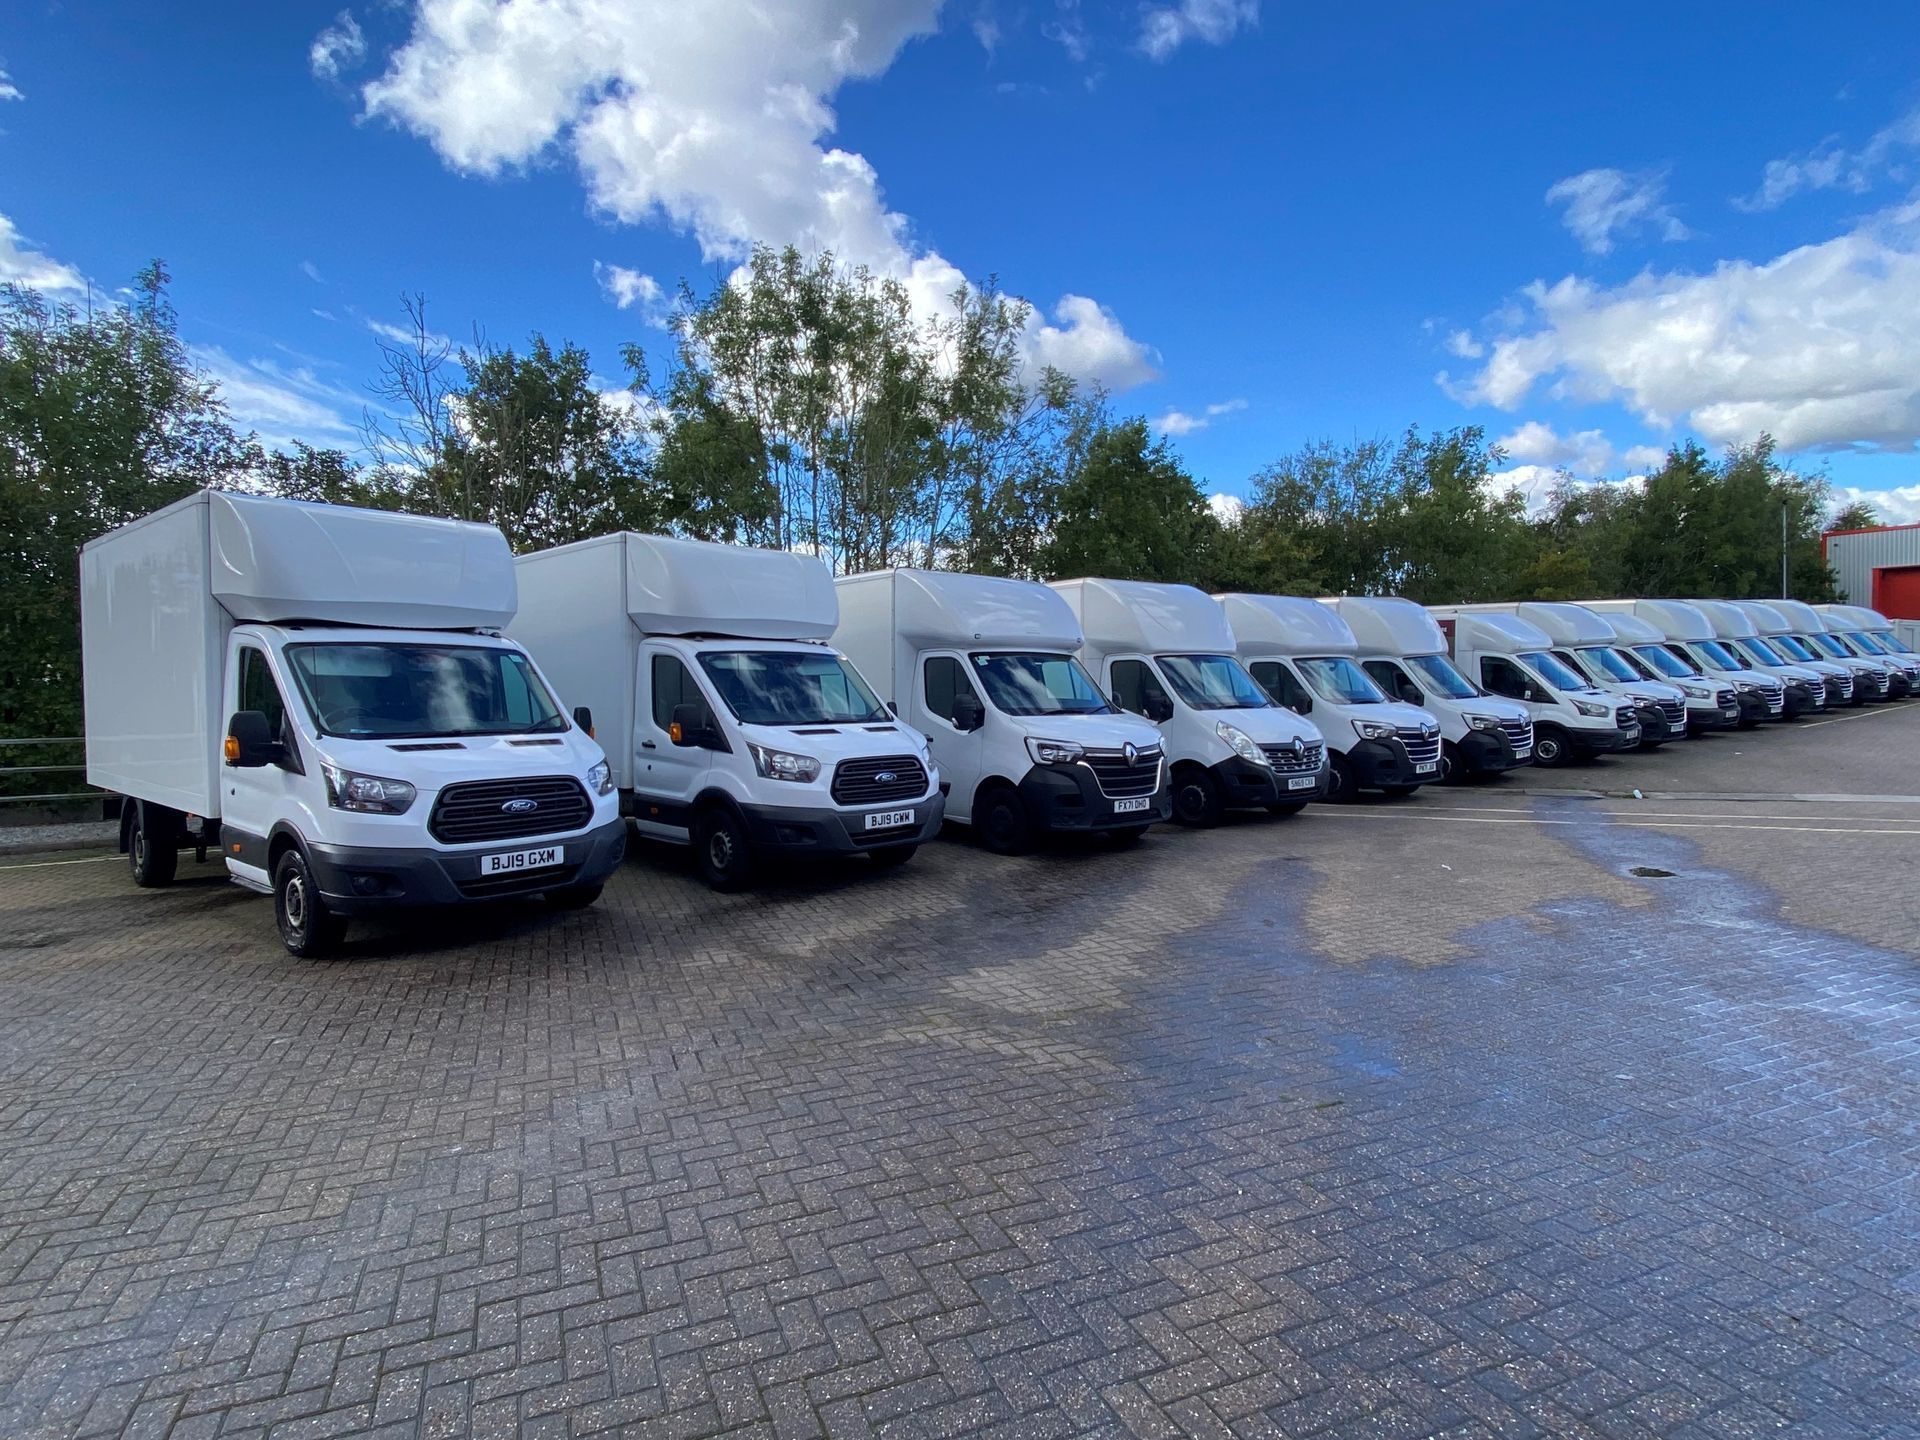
left=0, top=264, right=250, bottom=741
left=1038, top=417, right=1218, bottom=583
left=1828, top=498, right=1879, bottom=532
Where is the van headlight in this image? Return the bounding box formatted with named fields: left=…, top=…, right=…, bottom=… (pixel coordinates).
left=587, top=760, right=614, bottom=796
left=747, top=744, right=821, bottom=783
left=1351, top=719, right=1395, bottom=741
left=1463, top=713, right=1500, bottom=732
left=1026, top=737, right=1085, bottom=765
left=1734, top=681, right=1759, bottom=694
left=1216, top=722, right=1268, bottom=765
left=1679, top=683, right=1713, bottom=700
left=321, top=764, right=416, bottom=815
left=1571, top=697, right=1611, bottom=718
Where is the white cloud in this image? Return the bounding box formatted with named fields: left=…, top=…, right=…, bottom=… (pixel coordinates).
left=1495, top=420, right=1615, bottom=474
left=594, top=261, right=670, bottom=326
left=1137, top=0, right=1258, bottom=62
left=300, top=259, right=324, bottom=283
left=1829, top=484, right=1920, bottom=526
left=365, top=314, right=455, bottom=351
left=971, top=10, right=1000, bottom=54
left=1545, top=167, right=1689, bottom=255
left=310, top=12, right=367, bottom=81
left=0, top=212, right=85, bottom=295
left=0, top=65, right=22, bottom=102
left=1444, top=328, right=1484, bottom=359
left=1044, top=1, right=1091, bottom=63
left=351, top=0, right=1155, bottom=390
left=1739, top=106, right=1920, bottom=212
left=193, top=346, right=362, bottom=449
left=1153, top=396, right=1245, bottom=436
left=1451, top=198, right=1920, bottom=453
left=1208, top=492, right=1245, bottom=525
left=1484, top=464, right=1645, bottom=517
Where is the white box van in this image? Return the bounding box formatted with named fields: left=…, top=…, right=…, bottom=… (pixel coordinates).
left=1437, top=602, right=1688, bottom=746
left=1322, top=596, right=1533, bottom=782
left=1735, top=599, right=1883, bottom=704
left=80, top=492, right=625, bottom=956
left=1048, top=578, right=1327, bottom=824
left=1797, top=602, right=1920, bottom=698
left=510, top=534, right=944, bottom=888
left=833, top=568, right=1170, bottom=851
left=1692, top=600, right=1829, bottom=717
left=1581, top=599, right=1785, bottom=725
left=1217, top=594, right=1445, bottom=798
left=1589, top=610, right=1741, bottom=733
left=1428, top=609, right=1641, bottom=766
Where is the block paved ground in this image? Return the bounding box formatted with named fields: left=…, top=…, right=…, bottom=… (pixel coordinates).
left=2, top=705, right=1918, bottom=1439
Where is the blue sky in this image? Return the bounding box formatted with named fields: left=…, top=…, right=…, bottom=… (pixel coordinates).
left=5, top=1, right=1920, bottom=519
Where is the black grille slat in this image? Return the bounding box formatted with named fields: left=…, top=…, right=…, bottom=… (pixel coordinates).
left=1080, top=748, right=1162, bottom=798
left=1259, top=740, right=1324, bottom=773
left=831, top=755, right=929, bottom=806
left=456, top=862, right=580, bottom=899
left=428, top=776, right=593, bottom=845
left=1658, top=699, right=1685, bottom=725
left=1394, top=728, right=1440, bottom=765
left=1499, top=717, right=1533, bottom=749
left=1615, top=705, right=1637, bottom=728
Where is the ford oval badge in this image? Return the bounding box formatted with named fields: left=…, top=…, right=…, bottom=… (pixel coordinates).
left=874, top=771, right=897, bottom=784
left=502, top=798, right=539, bottom=814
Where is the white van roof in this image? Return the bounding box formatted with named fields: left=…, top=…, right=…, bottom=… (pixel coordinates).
left=1581, top=598, right=1716, bottom=643
left=206, top=491, right=516, bottom=629
left=1732, top=600, right=1795, bottom=636
left=1438, top=610, right=1554, bottom=651
left=1321, top=596, right=1448, bottom=657
left=1814, top=602, right=1887, bottom=631
left=1693, top=599, right=1760, bottom=639
left=1768, top=598, right=1829, bottom=632
left=1593, top=610, right=1665, bottom=645
left=1513, top=601, right=1616, bottom=647
left=852, top=568, right=1083, bottom=652
left=1217, top=594, right=1358, bottom=656
left=1049, top=578, right=1235, bottom=655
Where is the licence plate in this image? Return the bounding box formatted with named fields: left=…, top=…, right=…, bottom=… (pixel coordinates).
left=1287, top=775, right=1317, bottom=790
left=1415, top=760, right=1437, bottom=774
left=482, top=845, right=561, bottom=876
left=864, top=808, right=915, bottom=831
left=1112, top=796, right=1151, bottom=814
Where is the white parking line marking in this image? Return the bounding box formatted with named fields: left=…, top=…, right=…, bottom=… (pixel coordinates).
left=0, top=854, right=120, bottom=871
left=1415, top=804, right=1920, bottom=826
left=1314, top=812, right=1920, bottom=838
left=1804, top=705, right=1916, bottom=727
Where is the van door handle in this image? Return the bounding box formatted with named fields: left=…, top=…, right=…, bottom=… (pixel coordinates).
left=641, top=741, right=656, bottom=749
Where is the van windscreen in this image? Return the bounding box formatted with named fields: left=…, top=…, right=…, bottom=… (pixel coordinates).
left=286, top=643, right=566, bottom=740
left=697, top=651, right=888, bottom=726
left=969, top=653, right=1113, bottom=717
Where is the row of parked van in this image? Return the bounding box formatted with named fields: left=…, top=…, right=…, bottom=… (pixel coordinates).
left=79, top=493, right=1917, bottom=955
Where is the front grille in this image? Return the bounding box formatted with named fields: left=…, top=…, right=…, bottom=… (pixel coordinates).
left=1826, top=674, right=1851, bottom=702
left=1760, top=682, right=1784, bottom=713
left=831, top=754, right=929, bottom=806
left=1498, top=716, right=1533, bottom=751
left=1615, top=705, right=1638, bottom=729
left=1260, top=740, right=1325, bottom=773
left=1080, top=747, right=1163, bottom=798
left=1715, top=688, right=1736, bottom=709
left=1658, top=698, right=1685, bottom=726
left=428, top=775, right=593, bottom=845
left=1394, top=727, right=1440, bottom=765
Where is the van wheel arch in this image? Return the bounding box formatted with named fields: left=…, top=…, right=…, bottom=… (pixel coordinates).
left=972, top=778, right=1033, bottom=856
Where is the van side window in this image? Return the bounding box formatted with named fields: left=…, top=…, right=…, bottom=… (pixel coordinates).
left=238, top=647, right=288, bottom=738
left=1250, top=660, right=1310, bottom=713
left=1109, top=659, right=1171, bottom=716
left=651, top=654, right=712, bottom=732
left=1481, top=656, right=1531, bottom=701
left=922, top=655, right=974, bottom=725
left=1363, top=659, right=1420, bottom=706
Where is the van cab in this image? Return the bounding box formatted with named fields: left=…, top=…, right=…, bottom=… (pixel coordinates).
left=834, top=568, right=1171, bottom=852
left=1428, top=609, right=1640, bottom=767
left=1583, top=599, right=1786, bottom=726
left=1323, top=595, right=1533, bottom=782
left=1590, top=610, right=1741, bottom=734
left=1814, top=603, right=1920, bottom=693
left=1693, top=600, right=1829, bottom=717
left=1217, top=594, right=1445, bottom=799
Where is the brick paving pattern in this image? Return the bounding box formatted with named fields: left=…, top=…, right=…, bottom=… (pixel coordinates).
left=2, top=722, right=1918, bottom=1438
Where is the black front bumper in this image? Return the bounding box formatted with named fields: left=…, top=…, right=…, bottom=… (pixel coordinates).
left=1632, top=706, right=1674, bottom=745
left=1224, top=754, right=1329, bottom=805
left=308, top=816, right=628, bottom=914
left=1576, top=724, right=1642, bottom=755
left=1018, top=763, right=1172, bottom=831
left=738, top=791, right=947, bottom=854
left=1781, top=682, right=1819, bottom=718
left=1458, top=729, right=1529, bottom=774
left=1688, top=704, right=1740, bottom=733
left=1345, top=738, right=1441, bottom=789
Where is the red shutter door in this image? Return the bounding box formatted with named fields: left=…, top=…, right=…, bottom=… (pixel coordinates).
left=1871, top=565, right=1920, bottom=619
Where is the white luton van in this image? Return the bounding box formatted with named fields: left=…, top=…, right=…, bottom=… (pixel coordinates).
left=1322, top=596, right=1533, bottom=782
left=80, top=492, right=625, bottom=956
left=1590, top=610, right=1742, bottom=734
left=1814, top=603, right=1920, bottom=693
left=1440, top=602, right=1687, bottom=745
left=1582, top=599, right=1785, bottom=726
left=833, top=568, right=1170, bottom=852
left=1048, top=577, right=1327, bottom=824
left=510, top=533, right=945, bottom=888
left=1692, top=600, right=1829, bottom=717
left=1428, top=609, right=1641, bottom=766
left=1734, top=599, right=1884, bottom=704
left=1217, top=594, right=1445, bottom=799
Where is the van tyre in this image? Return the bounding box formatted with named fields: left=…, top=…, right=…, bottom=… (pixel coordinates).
left=546, top=882, right=603, bottom=910
left=975, top=784, right=1032, bottom=856
left=1325, top=753, right=1359, bottom=803
left=1170, top=764, right=1223, bottom=827
left=128, top=802, right=179, bottom=888
left=273, top=849, right=346, bottom=958
left=1532, top=726, right=1574, bottom=767
left=868, top=845, right=917, bottom=869
left=695, top=807, right=756, bottom=891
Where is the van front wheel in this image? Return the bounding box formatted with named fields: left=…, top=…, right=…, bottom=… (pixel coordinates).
left=128, top=802, right=179, bottom=888
left=1170, top=764, right=1223, bottom=827
left=975, top=784, right=1033, bottom=856
left=694, top=807, right=757, bottom=891
left=1532, top=727, right=1574, bottom=767
left=274, top=850, right=346, bottom=958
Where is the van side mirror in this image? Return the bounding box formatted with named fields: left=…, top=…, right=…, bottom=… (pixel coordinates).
left=669, top=703, right=718, bottom=749
left=1145, top=692, right=1175, bottom=723
left=225, top=711, right=282, bottom=768
left=1523, top=686, right=1540, bottom=703
left=951, top=691, right=985, bottom=732
left=572, top=705, right=594, bottom=738
left=1294, top=693, right=1311, bottom=715
left=887, top=700, right=899, bottom=716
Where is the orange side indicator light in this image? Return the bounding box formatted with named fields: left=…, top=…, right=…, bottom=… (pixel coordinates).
left=668, top=722, right=684, bottom=744
left=223, top=735, right=240, bottom=763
